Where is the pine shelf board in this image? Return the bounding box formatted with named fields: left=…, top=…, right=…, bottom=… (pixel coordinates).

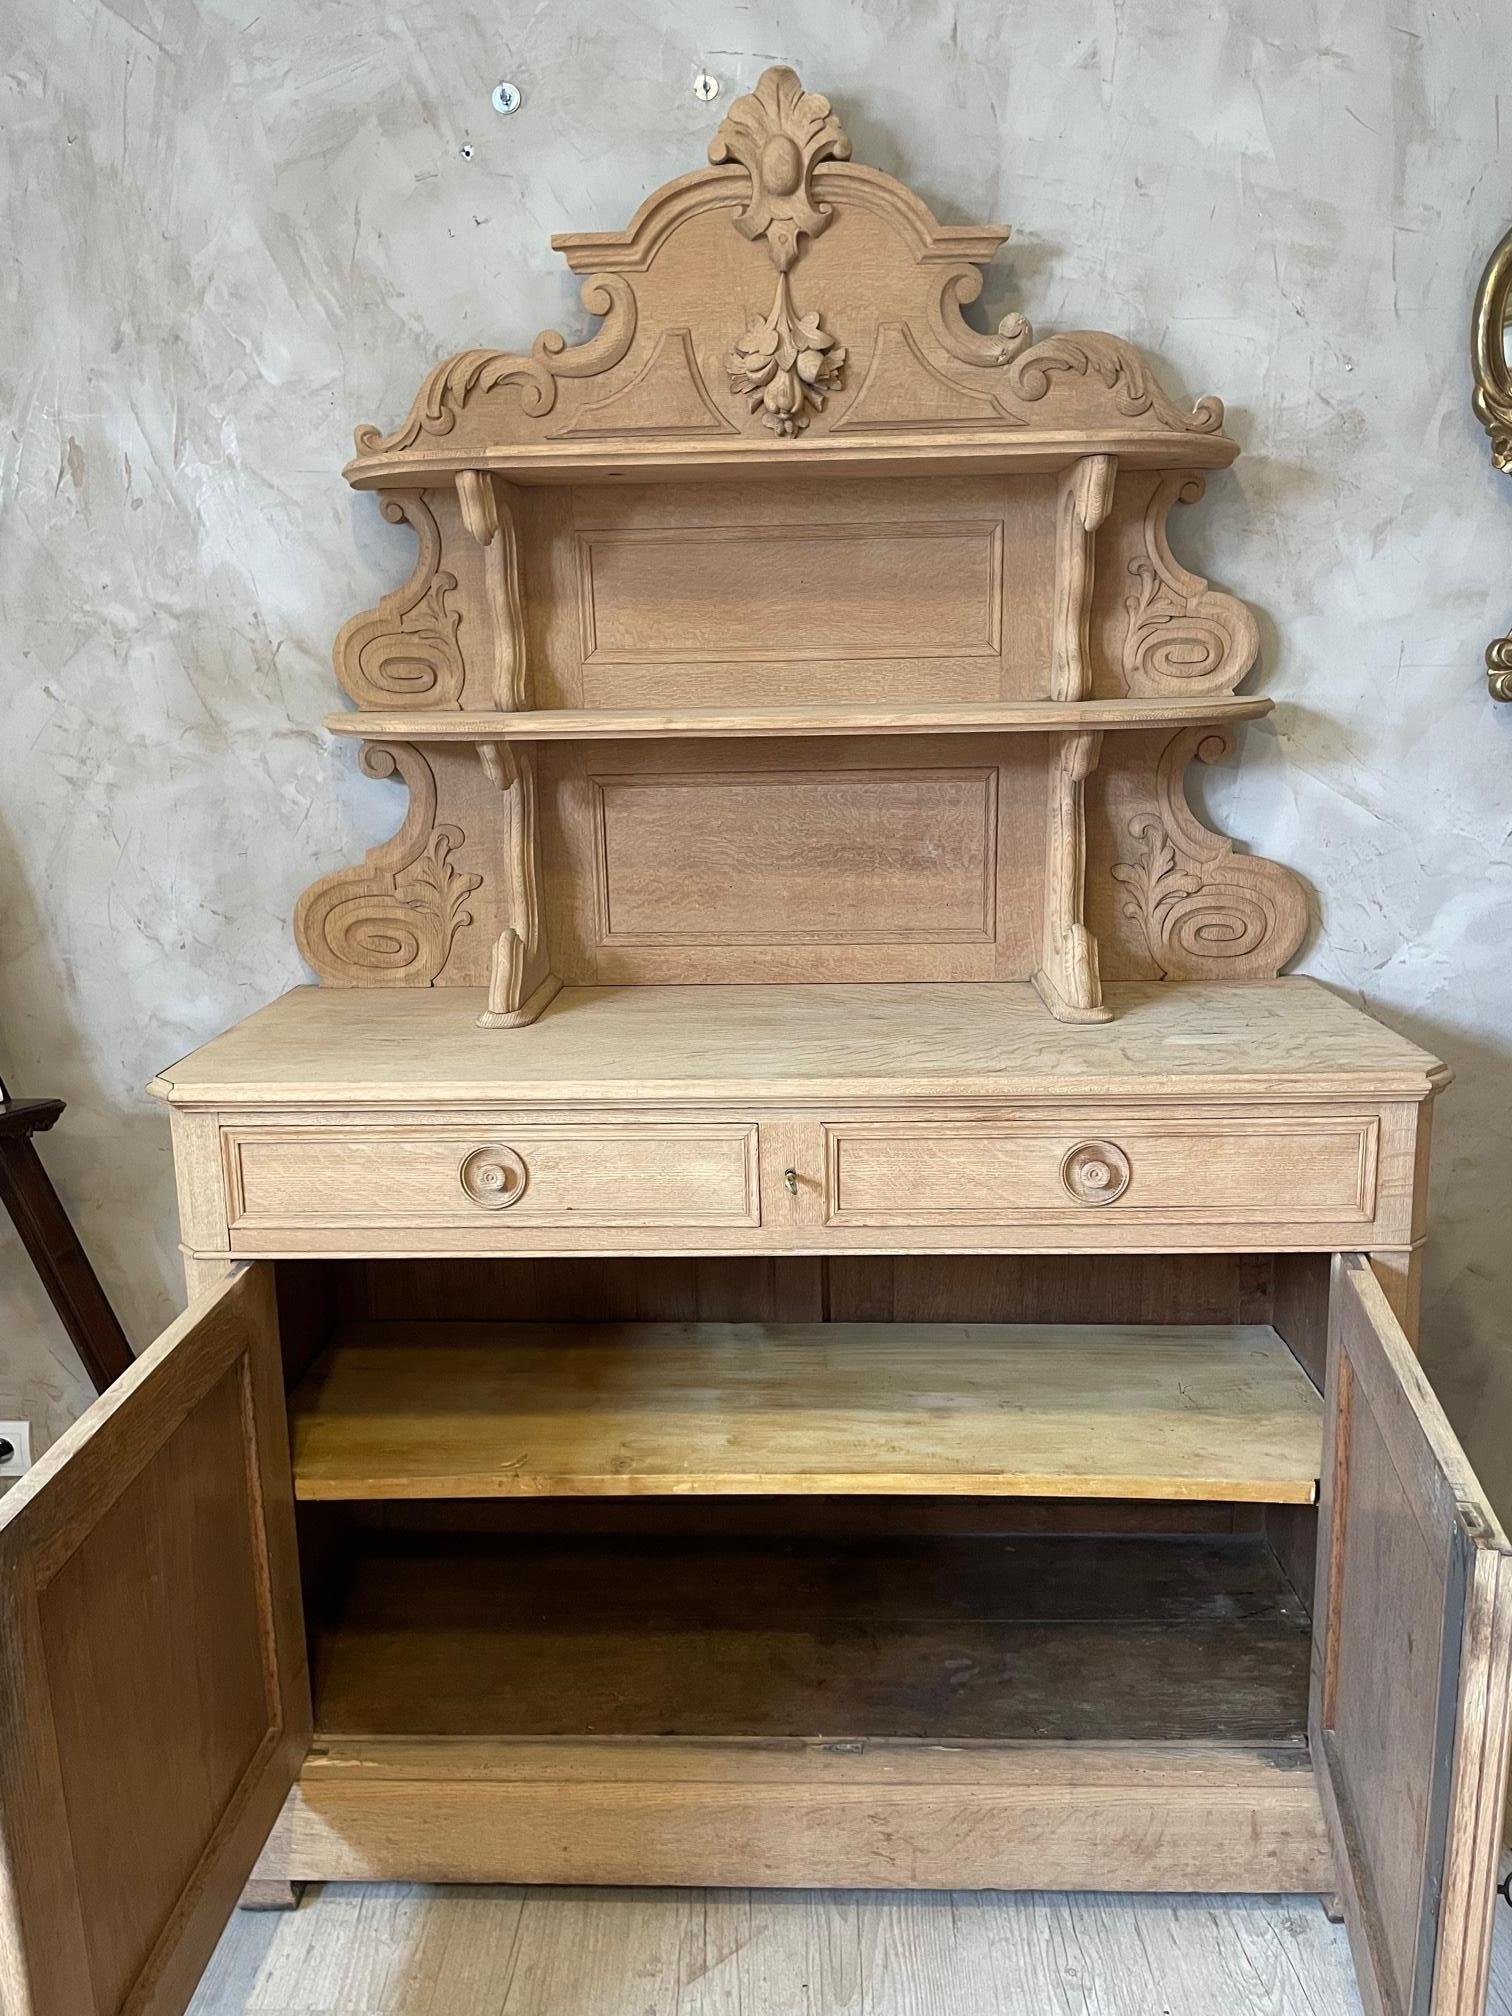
left=288, top=1320, right=1324, bottom=1504
left=342, top=428, right=1240, bottom=491
left=322, top=696, right=1272, bottom=743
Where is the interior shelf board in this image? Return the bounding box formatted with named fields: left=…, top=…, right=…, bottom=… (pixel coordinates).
left=322, top=696, right=1273, bottom=743
left=289, top=1320, right=1324, bottom=1505
left=343, top=430, right=1240, bottom=491
left=308, top=1531, right=1311, bottom=1744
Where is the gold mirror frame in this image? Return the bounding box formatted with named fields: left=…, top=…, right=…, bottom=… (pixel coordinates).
left=1472, top=226, right=1512, bottom=698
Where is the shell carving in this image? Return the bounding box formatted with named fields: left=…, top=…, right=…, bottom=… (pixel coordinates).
left=708, top=66, right=851, bottom=272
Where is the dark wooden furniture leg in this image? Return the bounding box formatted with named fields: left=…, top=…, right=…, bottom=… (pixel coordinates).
left=0, top=1097, right=134, bottom=1392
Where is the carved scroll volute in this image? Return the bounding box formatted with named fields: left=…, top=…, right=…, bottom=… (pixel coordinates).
left=1111, top=728, right=1308, bottom=980
left=352, top=273, right=637, bottom=460
left=294, top=743, right=481, bottom=986
left=457, top=469, right=529, bottom=710
left=1122, top=476, right=1259, bottom=697
left=333, top=495, right=463, bottom=709
left=708, top=66, right=851, bottom=273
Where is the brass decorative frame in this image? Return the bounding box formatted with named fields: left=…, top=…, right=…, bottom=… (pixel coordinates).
left=1471, top=226, right=1512, bottom=697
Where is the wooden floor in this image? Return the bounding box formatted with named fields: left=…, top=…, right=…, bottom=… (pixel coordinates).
left=185, top=1880, right=1512, bottom=2014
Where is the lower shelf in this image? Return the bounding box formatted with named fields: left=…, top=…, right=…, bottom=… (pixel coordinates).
left=270, top=1525, right=1330, bottom=1892
left=310, top=1531, right=1311, bottom=1744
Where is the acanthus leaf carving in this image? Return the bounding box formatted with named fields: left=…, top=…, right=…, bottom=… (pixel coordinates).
left=352, top=274, right=637, bottom=457
left=708, top=66, right=851, bottom=272
left=333, top=494, right=463, bottom=709
left=1110, top=728, right=1308, bottom=980
left=728, top=272, right=845, bottom=436
left=1122, top=476, right=1259, bottom=696
left=294, top=742, right=481, bottom=985
left=1005, top=330, right=1224, bottom=435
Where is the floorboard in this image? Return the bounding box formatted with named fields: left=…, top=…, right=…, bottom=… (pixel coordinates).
left=189, top=1877, right=1512, bottom=2015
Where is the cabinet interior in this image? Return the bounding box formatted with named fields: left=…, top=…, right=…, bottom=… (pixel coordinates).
left=273, top=1252, right=1330, bottom=1760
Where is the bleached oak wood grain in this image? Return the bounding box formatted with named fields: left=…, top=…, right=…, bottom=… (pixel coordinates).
left=322, top=697, right=1273, bottom=740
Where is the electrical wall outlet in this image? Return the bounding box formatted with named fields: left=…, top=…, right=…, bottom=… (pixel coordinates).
left=0, top=1422, right=33, bottom=1478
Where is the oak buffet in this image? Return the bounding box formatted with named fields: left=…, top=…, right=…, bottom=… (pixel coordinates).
left=2, top=70, right=1507, bottom=2016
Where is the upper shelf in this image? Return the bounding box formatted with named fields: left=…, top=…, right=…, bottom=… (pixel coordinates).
left=344, top=429, right=1239, bottom=491
left=323, top=696, right=1273, bottom=743
left=288, top=1319, right=1323, bottom=1504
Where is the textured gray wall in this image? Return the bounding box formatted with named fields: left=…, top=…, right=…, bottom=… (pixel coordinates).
left=3, top=1, right=1510, bottom=1500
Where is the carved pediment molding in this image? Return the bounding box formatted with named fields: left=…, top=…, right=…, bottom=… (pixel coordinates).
left=1122, top=476, right=1259, bottom=696
left=353, top=274, right=637, bottom=457
left=555, top=326, right=738, bottom=439
left=332, top=495, right=463, bottom=709
left=347, top=71, right=1236, bottom=475
left=832, top=321, right=1019, bottom=432
left=294, top=743, right=480, bottom=985
left=1111, top=728, right=1307, bottom=980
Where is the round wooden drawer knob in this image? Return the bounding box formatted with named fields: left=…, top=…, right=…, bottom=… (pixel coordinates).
left=459, top=1145, right=528, bottom=1210
left=1060, top=1140, right=1131, bottom=1206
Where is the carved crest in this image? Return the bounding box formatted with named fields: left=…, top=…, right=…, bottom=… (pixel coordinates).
left=708, top=66, right=851, bottom=272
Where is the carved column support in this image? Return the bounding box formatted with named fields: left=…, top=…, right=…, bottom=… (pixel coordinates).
left=475, top=739, right=561, bottom=1031
left=1051, top=454, right=1116, bottom=701
left=1110, top=727, right=1309, bottom=979
left=457, top=469, right=529, bottom=710
left=1033, top=729, right=1111, bottom=1025
left=294, top=743, right=481, bottom=986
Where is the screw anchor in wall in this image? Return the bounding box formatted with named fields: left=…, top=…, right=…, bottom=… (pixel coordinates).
left=692, top=71, right=719, bottom=102
left=491, top=80, right=522, bottom=115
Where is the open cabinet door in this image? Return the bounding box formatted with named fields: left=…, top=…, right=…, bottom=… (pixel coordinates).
left=1315, top=1254, right=1512, bottom=2016
left=0, top=1264, right=308, bottom=2016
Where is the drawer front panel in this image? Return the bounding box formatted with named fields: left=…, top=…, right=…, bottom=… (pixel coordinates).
left=224, top=1123, right=762, bottom=1232
left=822, top=1115, right=1380, bottom=1229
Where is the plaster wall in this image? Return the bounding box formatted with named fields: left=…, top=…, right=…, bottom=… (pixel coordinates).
left=2, top=0, right=1510, bottom=1506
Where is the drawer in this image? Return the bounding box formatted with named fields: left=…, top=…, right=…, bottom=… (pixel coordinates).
left=222, top=1120, right=762, bottom=1234
left=821, top=1113, right=1380, bottom=1229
